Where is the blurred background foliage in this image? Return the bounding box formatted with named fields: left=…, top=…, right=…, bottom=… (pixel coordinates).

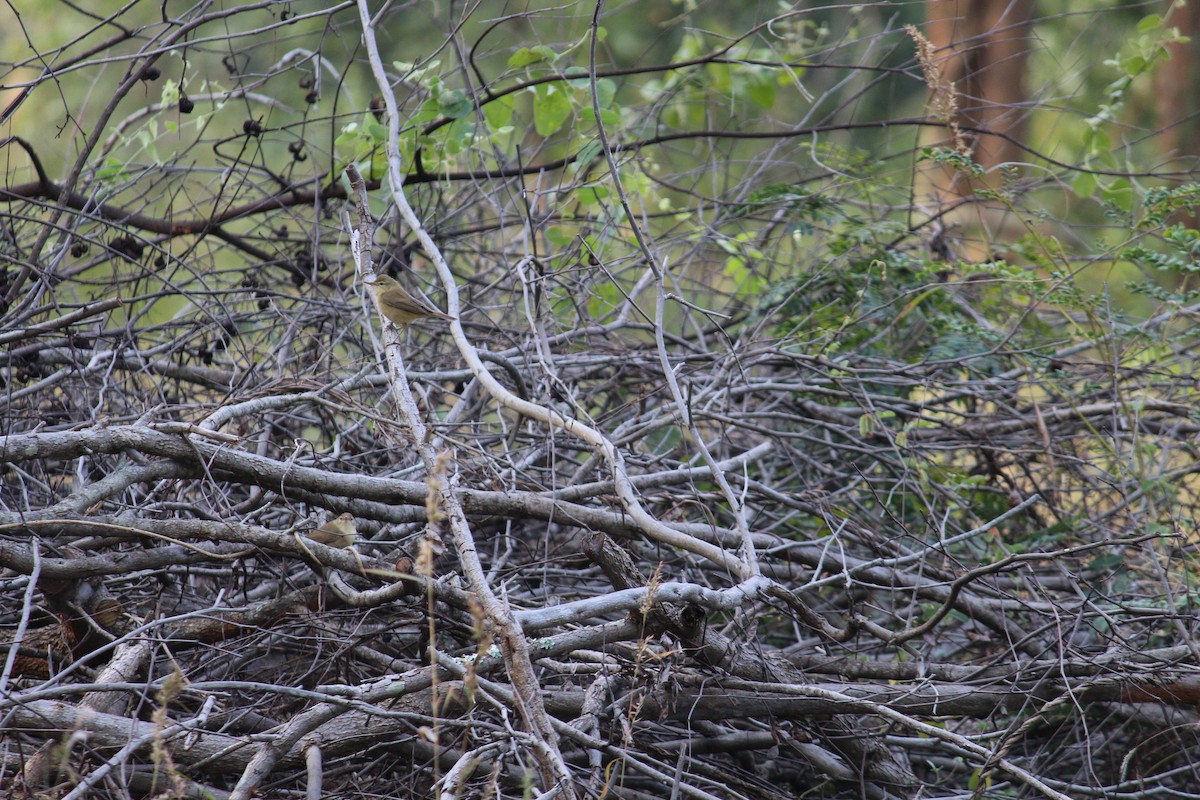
left=3, top=1, right=1193, bottom=314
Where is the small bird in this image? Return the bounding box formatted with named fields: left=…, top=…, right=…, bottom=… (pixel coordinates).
left=364, top=274, right=453, bottom=327
left=305, top=512, right=358, bottom=549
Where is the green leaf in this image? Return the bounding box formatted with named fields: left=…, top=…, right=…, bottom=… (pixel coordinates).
left=716, top=238, right=740, bottom=255
left=705, top=62, right=733, bottom=93
left=587, top=280, right=621, bottom=318
left=1136, top=14, right=1161, bottom=33
left=572, top=138, right=603, bottom=173
left=437, top=89, right=473, bottom=120
left=545, top=226, right=573, bottom=247
left=724, top=255, right=747, bottom=282
left=1102, top=178, right=1133, bottom=211
left=579, top=107, right=620, bottom=126
left=411, top=99, right=441, bottom=125
left=533, top=85, right=571, bottom=137
left=564, top=66, right=590, bottom=90
left=365, top=121, right=389, bottom=143
left=1120, top=54, right=1146, bottom=75
left=859, top=414, right=876, bottom=438
left=392, top=60, right=440, bottom=88
left=334, top=125, right=361, bottom=150
left=95, top=158, right=128, bottom=182
left=160, top=79, right=180, bottom=105
left=1071, top=171, right=1097, bottom=199
left=509, top=45, right=557, bottom=69
left=574, top=186, right=609, bottom=206
left=595, top=78, right=617, bottom=108
left=482, top=95, right=513, bottom=131
left=747, top=72, right=776, bottom=109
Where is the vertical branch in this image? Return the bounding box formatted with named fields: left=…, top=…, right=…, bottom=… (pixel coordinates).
left=351, top=5, right=577, bottom=798
left=345, top=163, right=431, bottom=449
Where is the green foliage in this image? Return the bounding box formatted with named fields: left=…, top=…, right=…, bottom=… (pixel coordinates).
left=918, top=146, right=983, bottom=178
left=1122, top=183, right=1200, bottom=303
left=1141, top=183, right=1200, bottom=226
left=332, top=121, right=389, bottom=182
left=1060, top=12, right=1190, bottom=201
left=532, top=83, right=573, bottom=137
left=729, top=186, right=838, bottom=227
left=1126, top=224, right=1200, bottom=303
left=508, top=45, right=558, bottom=69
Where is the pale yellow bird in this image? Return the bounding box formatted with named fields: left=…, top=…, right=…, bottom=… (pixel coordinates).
left=365, top=274, right=453, bottom=327
left=305, top=512, right=358, bottom=549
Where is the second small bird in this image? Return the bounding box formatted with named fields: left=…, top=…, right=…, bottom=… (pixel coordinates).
left=306, top=512, right=358, bottom=549
left=365, top=274, right=453, bottom=327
